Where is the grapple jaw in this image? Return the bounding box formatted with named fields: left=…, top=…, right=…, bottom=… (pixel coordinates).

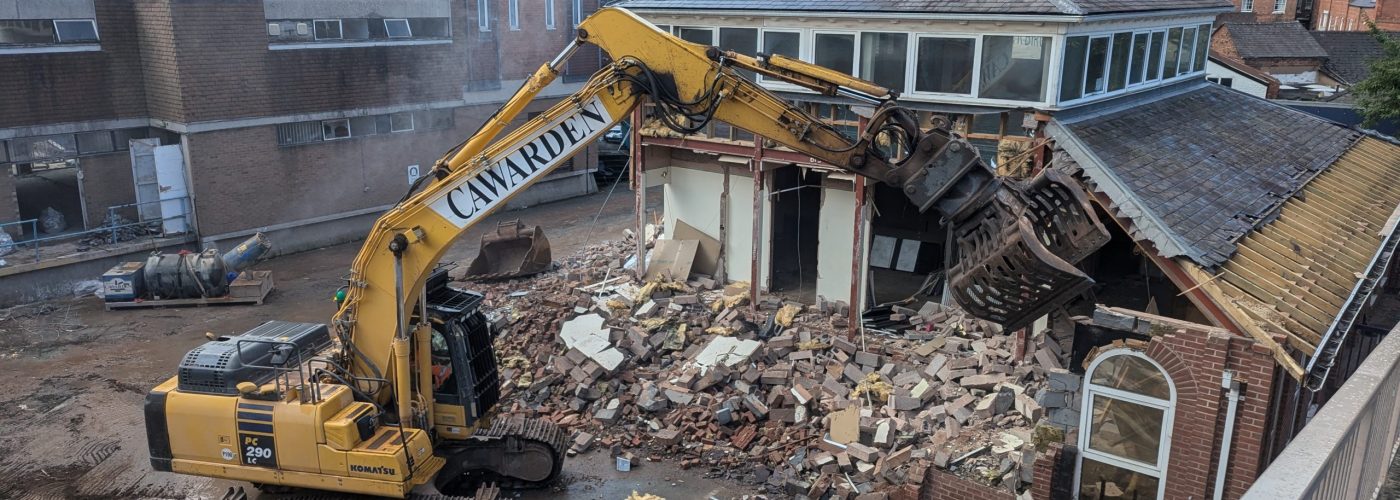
left=462, top=220, right=553, bottom=281
left=945, top=169, right=1110, bottom=332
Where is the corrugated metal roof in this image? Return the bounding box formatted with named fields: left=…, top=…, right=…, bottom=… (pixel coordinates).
left=616, top=0, right=1231, bottom=15
left=1202, top=137, right=1400, bottom=384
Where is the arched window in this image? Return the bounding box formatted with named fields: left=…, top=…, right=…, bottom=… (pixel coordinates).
left=1075, top=349, right=1175, bottom=500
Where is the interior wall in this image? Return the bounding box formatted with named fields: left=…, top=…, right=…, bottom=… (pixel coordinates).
left=656, top=164, right=770, bottom=285
left=817, top=186, right=858, bottom=306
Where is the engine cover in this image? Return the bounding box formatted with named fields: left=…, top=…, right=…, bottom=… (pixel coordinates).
left=177, top=321, right=331, bottom=395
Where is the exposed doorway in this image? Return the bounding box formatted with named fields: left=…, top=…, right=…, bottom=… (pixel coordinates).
left=768, top=165, right=821, bottom=303
left=14, top=160, right=86, bottom=238
left=867, top=182, right=946, bottom=306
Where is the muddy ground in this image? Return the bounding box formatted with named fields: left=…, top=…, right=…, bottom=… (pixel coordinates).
left=0, top=187, right=756, bottom=499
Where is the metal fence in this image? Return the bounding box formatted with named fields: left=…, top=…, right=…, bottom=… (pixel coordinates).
left=0, top=197, right=191, bottom=265
left=1243, top=324, right=1400, bottom=500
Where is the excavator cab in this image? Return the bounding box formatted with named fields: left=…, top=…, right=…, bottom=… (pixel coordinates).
left=419, top=273, right=501, bottom=437
left=461, top=220, right=552, bottom=281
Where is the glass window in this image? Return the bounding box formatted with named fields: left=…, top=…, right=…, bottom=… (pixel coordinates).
left=720, top=28, right=759, bottom=80
left=860, top=32, right=908, bottom=91
left=323, top=119, right=350, bottom=140
left=0, top=141, right=7, bottom=163
left=478, top=0, right=491, bottom=31
left=572, top=0, right=583, bottom=28
left=1242, top=0, right=1254, bottom=11
left=1060, top=36, right=1088, bottom=102
left=1080, top=458, right=1161, bottom=500
left=375, top=115, right=393, bottom=134
left=9, top=134, right=77, bottom=162
left=314, top=19, right=342, bottom=40
left=1085, top=37, right=1110, bottom=95
left=76, top=131, right=114, bottom=154
left=1088, top=395, right=1165, bottom=465
left=508, top=0, right=519, bottom=30
left=384, top=19, right=411, bottom=38
left=0, top=20, right=56, bottom=44
left=1129, top=33, right=1150, bottom=85
left=1178, top=27, right=1197, bottom=74
left=1089, top=355, right=1172, bottom=399
left=763, top=30, right=799, bottom=59
left=545, top=0, right=556, bottom=30
left=1108, top=33, right=1132, bottom=92
left=980, top=35, right=1050, bottom=101
left=1274, top=0, right=1288, bottom=11
left=1163, top=28, right=1183, bottom=79
left=1146, top=31, right=1165, bottom=80
left=815, top=33, right=856, bottom=74
left=342, top=19, right=369, bottom=40
left=391, top=112, right=414, bottom=132
left=915, top=37, right=974, bottom=95
left=678, top=27, right=713, bottom=45
left=1193, top=25, right=1210, bottom=72
left=349, top=116, right=378, bottom=137
left=53, top=20, right=98, bottom=43
left=409, top=18, right=450, bottom=38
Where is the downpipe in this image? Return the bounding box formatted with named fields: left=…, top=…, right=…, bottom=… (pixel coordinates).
left=1215, top=370, right=1243, bottom=500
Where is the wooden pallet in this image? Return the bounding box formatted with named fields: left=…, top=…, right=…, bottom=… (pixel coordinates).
left=104, top=271, right=275, bottom=310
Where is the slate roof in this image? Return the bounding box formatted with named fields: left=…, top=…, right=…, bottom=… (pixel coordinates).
left=1312, top=31, right=1399, bottom=85
left=1224, top=22, right=1330, bottom=59
left=1049, top=82, right=1359, bottom=267
left=616, top=0, right=1232, bottom=16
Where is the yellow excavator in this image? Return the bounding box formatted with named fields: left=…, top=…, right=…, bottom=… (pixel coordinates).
left=145, top=7, right=1108, bottom=498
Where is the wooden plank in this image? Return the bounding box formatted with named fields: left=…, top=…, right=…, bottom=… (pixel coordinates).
left=1226, top=253, right=1343, bottom=310
left=1235, top=245, right=1348, bottom=302
left=1217, top=280, right=1316, bottom=342
left=1182, top=263, right=1307, bottom=378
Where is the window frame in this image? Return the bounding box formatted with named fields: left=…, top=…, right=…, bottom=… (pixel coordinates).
left=676, top=26, right=716, bottom=46
left=1127, top=31, right=1152, bottom=86
left=545, top=0, right=556, bottom=30
left=390, top=112, right=415, bottom=133
left=313, top=19, right=343, bottom=40
left=572, top=0, right=583, bottom=28
left=508, top=0, right=520, bottom=31
left=1177, top=26, right=1198, bottom=75
left=322, top=119, right=351, bottom=141
left=908, top=33, right=980, bottom=97
left=1242, top=0, right=1255, bottom=11
left=857, top=31, right=908, bottom=92
left=53, top=19, right=99, bottom=43
left=384, top=18, right=412, bottom=39
left=1273, top=0, right=1287, bottom=12
left=1074, top=349, right=1175, bottom=500
left=478, top=0, right=491, bottom=32
left=1082, top=35, right=1112, bottom=97
left=1058, top=24, right=1209, bottom=107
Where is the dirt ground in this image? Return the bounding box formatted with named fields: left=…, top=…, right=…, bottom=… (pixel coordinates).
left=0, top=187, right=755, bottom=500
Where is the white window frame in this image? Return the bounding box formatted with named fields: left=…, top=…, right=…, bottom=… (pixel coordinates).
left=1082, top=35, right=1112, bottom=97
left=1178, top=26, right=1198, bottom=75
left=1126, top=31, right=1153, bottom=87
left=322, top=119, right=351, bottom=141
left=384, top=19, right=412, bottom=39
left=545, top=0, right=556, bottom=30
left=53, top=19, right=99, bottom=43
left=907, top=33, right=980, bottom=98
left=1273, top=0, right=1287, bottom=12
left=811, top=30, right=860, bottom=78
left=313, top=19, right=342, bottom=40
left=1242, top=0, right=1254, bottom=11
left=1059, top=24, right=1206, bottom=107
left=676, top=26, right=717, bottom=46
left=1074, top=349, right=1175, bottom=500
left=508, top=0, right=520, bottom=31
left=572, top=0, right=583, bottom=28
left=757, top=28, right=805, bottom=89
left=390, top=112, right=415, bottom=133
left=478, top=0, right=491, bottom=32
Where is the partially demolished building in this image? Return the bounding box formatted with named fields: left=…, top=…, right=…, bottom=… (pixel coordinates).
left=618, top=0, right=1400, bottom=497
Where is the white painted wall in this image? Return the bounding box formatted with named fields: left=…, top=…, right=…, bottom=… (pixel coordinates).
left=816, top=186, right=861, bottom=307
left=655, top=166, right=771, bottom=287
left=1274, top=70, right=1319, bottom=85
left=1206, top=60, right=1270, bottom=98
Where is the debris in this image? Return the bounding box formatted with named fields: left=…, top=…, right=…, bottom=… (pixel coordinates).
left=645, top=239, right=699, bottom=281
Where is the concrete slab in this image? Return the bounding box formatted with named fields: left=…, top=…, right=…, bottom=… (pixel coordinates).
left=690, top=336, right=762, bottom=373
left=560, top=314, right=625, bottom=372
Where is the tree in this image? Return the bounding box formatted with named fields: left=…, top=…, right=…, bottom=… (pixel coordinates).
left=1354, top=23, right=1400, bottom=128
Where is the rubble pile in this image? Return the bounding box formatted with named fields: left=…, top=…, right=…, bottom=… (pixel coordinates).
left=465, top=233, right=1074, bottom=498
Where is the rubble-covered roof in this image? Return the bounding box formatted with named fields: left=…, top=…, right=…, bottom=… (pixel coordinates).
left=1049, top=81, right=1359, bottom=266
left=616, top=0, right=1232, bottom=16
left=1222, top=22, right=1330, bottom=59
left=1312, top=30, right=1400, bottom=85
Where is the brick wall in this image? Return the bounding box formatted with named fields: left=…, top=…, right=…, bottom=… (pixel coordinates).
left=134, top=0, right=183, bottom=122
left=79, top=152, right=138, bottom=225
left=0, top=172, right=17, bottom=237
left=1211, top=26, right=1242, bottom=61
left=1032, top=443, right=1076, bottom=500
left=920, top=468, right=1016, bottom=500
left=0, top=0, right=149, bottom=127
left=1218, top=0, right=1298, bottom=23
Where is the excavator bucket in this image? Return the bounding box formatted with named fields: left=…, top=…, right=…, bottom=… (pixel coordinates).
left=947, top=169, right=1110, bottom=332
left=461, top=220, right=553, bottom=281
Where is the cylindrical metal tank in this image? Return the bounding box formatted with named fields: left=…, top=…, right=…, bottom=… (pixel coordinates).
left=221, top=233, right=271, bottom=274
left=144, top=249, right=229, bottom=299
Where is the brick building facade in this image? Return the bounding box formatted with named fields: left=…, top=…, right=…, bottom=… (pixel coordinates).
left=0, top=0, right=602, bottom=254
left=1312, top=0, right=1400, bottom=30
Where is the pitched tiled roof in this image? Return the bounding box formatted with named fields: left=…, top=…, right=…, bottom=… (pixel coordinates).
left=1049, top=82, right=1359, bottom=267
left=1224, top=22, right=1329, bottom=59
left=616, top=0, right=1231, bottom=16
left=1312, top=30, right=1399, bottom=85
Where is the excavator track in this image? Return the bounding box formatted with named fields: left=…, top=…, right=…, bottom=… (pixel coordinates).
left=229, top=482, right=501, bottom=500
left=434, top=416, right=569, bottom=493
